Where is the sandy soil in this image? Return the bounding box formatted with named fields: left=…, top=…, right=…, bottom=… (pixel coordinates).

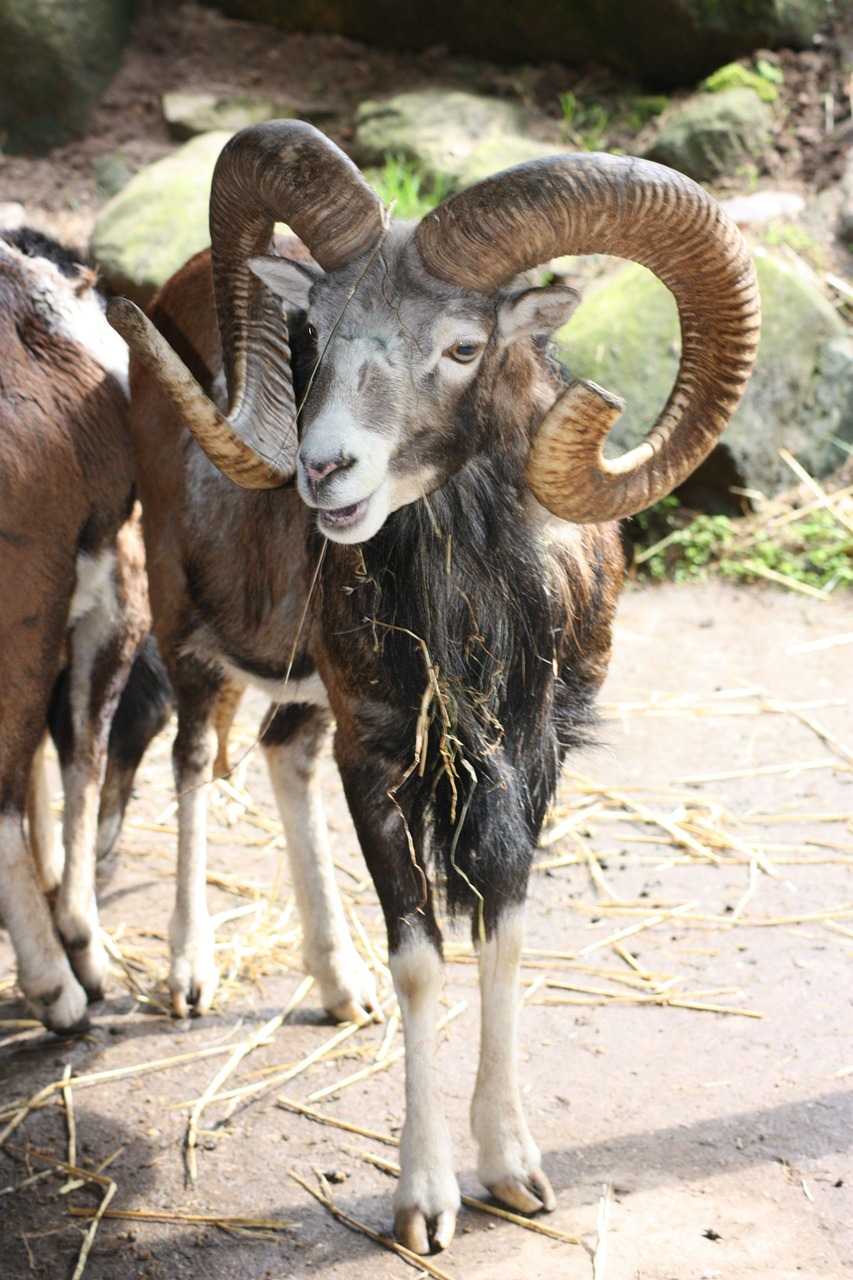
left=1, top=580, right=851, bottom=1280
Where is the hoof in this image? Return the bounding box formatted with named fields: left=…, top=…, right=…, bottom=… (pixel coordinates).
left=170, top=975, right=217, bottom=1019
left=48, top=1010, right=92, bottom=1037
left=488, top=1169, right=556, bottom=1215
left=326, top=994, right=384, bottom=1026
left=29, top=975, right=90, bottom=1035
left=394, top=1205, right=457, bottom=1255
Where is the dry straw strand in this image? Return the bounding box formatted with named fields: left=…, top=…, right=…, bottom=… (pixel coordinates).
left=69, top=1206, right=299, bottom=1231
left=277, top=1094, right=399, bottom=1145
left=593, top=1182, right=612, bottom=1280
left=60, top=1064, right=77, bottom=1194
left=185, top=978, right=312, bottom=1180
left=175, top=1014, right=369, bottom=1114
left=306, top=999, right=466, bottom=1104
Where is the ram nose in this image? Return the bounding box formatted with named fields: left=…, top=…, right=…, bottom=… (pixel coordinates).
left=300, top=452, right=355, bottom=501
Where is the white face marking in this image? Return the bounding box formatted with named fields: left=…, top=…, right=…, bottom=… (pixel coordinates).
left=296, top=287, right=491, bottom=545
left=250, top=233, right=584, bottom=547
left=209, top=369, right=228, bottom=412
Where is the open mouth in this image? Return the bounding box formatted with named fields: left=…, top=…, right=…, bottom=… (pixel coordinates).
left=316, top=499, right=368, bottom=531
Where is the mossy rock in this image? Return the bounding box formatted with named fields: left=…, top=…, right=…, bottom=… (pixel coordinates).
left=642, top=87, right=773, bottom=182
left=162, top=91, right=300, bottom=139
left=354, top=91, right=563, bottom=193
left=91, top=132, right=233, bottom=304
left=553, top=251, right=853, bottom=504
left=0, top=0, right=134, bottom=154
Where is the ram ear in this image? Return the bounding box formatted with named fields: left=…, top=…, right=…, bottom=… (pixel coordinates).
left=497, top=283, right=582, bottom=344
left=248, top=254, right=323, bottom=310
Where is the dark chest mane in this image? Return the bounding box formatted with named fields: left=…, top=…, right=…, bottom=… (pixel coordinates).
left=321, top=451, right=565, bottom=918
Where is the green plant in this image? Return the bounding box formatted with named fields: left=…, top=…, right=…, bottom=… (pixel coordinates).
left=764, top=224, right=818, bottom=255
left=733, top=161, right=761, bottom=191
left=631, top=501, right=853, bottom=594
left=625, top=94, right=671, bottom=131
left=755, top=58, right=784, bottom=88
left=558, top=91, right=610, bottom=150
left=367, top=155, right=449, bottom=220
left=762, top=223, right=829, bottom=273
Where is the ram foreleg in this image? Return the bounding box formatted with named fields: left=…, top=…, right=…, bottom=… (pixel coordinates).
left=470, top=903, right=556, bottom=1214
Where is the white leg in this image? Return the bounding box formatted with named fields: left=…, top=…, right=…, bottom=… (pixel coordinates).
left=169, top=729, right=218, bottom=1017
left=0, top=812, right=88, bottom=1032
left=51, top=595, right=126, bottom=999
left=390, top=932, right=460, bottom=1255
left=27, top=735, right=64, bottom=893
left=264, top=708, right=380, bottom=1022
left=55, top=758, right=109, bottom=996
left=470, top=906, right=556, bottom=1214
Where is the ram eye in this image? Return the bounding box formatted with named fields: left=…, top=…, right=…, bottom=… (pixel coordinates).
left=306, top=322, right=318, bottom=342
left=443, top=340, right=482, bottom=364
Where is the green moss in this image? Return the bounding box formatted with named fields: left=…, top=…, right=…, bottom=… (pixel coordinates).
left=701, top=59, right=782, bottom=102
left=553, top=262, right=679, bottom=452
left=91, top=133, right=233, bottom=304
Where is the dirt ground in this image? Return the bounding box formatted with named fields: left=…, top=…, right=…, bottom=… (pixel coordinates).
left=1, top=580, right=851, bottom=1280
left=1, top=5, right=852, bottom=1278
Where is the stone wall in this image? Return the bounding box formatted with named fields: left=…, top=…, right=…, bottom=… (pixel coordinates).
left=204, top=0, right=829, bottom=88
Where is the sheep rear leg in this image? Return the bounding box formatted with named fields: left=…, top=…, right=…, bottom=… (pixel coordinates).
left=168, top=660, right=222, bottom=1017
left=2, top=556, right=91, bottom=1030
left=52, top=584, right=142, bottom=999
left=27, top=734, right=63, bottom=893
left=262, top=703, right=380, bottom=1024
left=471, top=903, right=556, bottom=1215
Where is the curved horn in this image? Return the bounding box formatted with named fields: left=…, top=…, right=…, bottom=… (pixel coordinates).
left=415, top=154, right=760, bottom=523
left=110, top=121, right=386, bottom=490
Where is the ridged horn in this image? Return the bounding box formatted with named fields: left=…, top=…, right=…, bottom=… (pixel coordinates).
left=415, top=153, right=760, bottom=523
left=110, top=120, right=386, bottom=490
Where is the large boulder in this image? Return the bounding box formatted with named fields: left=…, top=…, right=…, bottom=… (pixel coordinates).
left=642, top=88, right=774, bottom=183
left=553, top=251, right=853, bottom=510
left=162, top=90, right=314, bottom=140
left=0, top=0, right=134, bottom=154
left=203, top=1, right=827, bottom=89
left=354, top=91, right=565, bottom=192
left=91, top=132, right=232, bottom=304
